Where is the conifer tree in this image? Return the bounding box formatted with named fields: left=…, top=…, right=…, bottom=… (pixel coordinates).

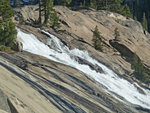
left=131, top=53, right=150, bottom=84
left=90, top=0, right=132, bottom=18
left=12, top=0, right=21, bottom=7
left=38, top=0, right=42, bottom=24
left=44, top=0, right=53, bottom=24
left=57, top=0, right=72, bottom=5
left=38, top=0, right=60, bottom=29
left=114, top=27, right=120, bottom=41
left=142, top=13, right=148, bottom=31
left=38, top=0, right=54, bottom=24
left=13, top=0, right=17, bottom=7
left=0, top=0, right=17, bottom=49
left=121, top=4, right=132, bottom=18
left=92, top=26, right=102, bottom=51
left=90, top=0, right=97, bottom=9
left=49, top=8, right=60, bottom=29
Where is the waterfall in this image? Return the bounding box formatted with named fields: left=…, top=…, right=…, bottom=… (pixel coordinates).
left=17, top=28, right=150, bottom=110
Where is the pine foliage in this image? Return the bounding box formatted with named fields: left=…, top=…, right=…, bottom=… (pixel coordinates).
left=114, top=27, right=120, bottom=41
left=38, top=0, right=60, bottom=29
left=142, top=13, right=148, bottom=31
left=49, top=9, right=60, bottom=29
left=92, top=26, right=102, bottom=51
left=11, top=0, right=21, bottom=7
left=131, top=53, right=150, bottom=84
left=66, top=0, right=132, bottom=18
left=0, top=0, right=17, bottom=49
left=56, top=0, right=72, bottom=5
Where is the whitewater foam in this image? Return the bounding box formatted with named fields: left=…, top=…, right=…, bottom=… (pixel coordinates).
left=17, top=28, right=150, bottom=109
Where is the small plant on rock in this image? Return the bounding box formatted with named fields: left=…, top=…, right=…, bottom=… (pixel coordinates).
left=114, top=27, right=120, bottom=41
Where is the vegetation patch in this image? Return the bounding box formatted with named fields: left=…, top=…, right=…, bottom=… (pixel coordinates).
left=0, top=45, right=11, bottom=51
left=131, top=53, right=150, bottom=84
left=92, top=26, right=103, bottom=51
left=0, top=0, right=17, bottom=51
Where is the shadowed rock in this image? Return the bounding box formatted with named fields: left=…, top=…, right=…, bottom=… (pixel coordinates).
left=75, top=56, right=104, bottom=73
left=13, top=39, right=23, bottom=52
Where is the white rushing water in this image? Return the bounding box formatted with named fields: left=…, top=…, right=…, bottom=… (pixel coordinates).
left=17, top=28, right=150, bottom=109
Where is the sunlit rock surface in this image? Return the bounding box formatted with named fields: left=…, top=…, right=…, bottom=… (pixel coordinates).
left=0, top=5, right=149, bottom=113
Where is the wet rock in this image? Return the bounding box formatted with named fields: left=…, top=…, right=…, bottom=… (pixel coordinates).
left=133, top=83, right=146, bottom=95
left=135, top=106, right=150, bottom=113
left=75, top=56, right=104, bottom=73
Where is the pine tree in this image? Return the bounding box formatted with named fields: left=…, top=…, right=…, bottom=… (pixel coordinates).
left=131, top=53, right=150, bottom=84
left=44, top=0, right=52, bottom=24
left=38, top=0, right=42, bottom=24
left=121, top=4, right=132, bottom=18
left=0, top=0, right=17, bottom=49
left=49, top=8, right=60, bottom=29
left=92, top=26, right=102, bottom=51
left=11, top=0, right=21, bottom=7
left=141, top=12, right=148, bottom=31
left=114, top=27, right=120, bottom=41
left=67, top=0, right=72, bottom=4
left=90, top=0, right=97, bottom=9
left=13, top=0, right=17, bottom=7
left=56, top=0, right=72, bottom=6
left=92, top=0, right=132, bottom=18
left=38, top=0, right=60, bottom=29
left=38, top=0, right=53, bottom=24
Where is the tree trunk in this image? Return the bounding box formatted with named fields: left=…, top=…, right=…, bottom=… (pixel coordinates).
left=38, top=0, right=42, bottom=24
left=44, top=1, right=47, bottom=24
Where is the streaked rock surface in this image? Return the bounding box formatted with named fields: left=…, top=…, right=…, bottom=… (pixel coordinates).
left=0, top=52, right=142, bottom=113
left=1, top=5, right=149, bottom=113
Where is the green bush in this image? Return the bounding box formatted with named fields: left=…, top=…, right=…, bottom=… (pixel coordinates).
left=0, top=45, right=11, bottom=51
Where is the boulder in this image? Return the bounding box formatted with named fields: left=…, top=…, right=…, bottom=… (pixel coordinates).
left=13, top=39, right=23, bottom=52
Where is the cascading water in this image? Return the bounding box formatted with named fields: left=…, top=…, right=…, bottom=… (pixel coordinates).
left=17, top=28, right=150, bottom=110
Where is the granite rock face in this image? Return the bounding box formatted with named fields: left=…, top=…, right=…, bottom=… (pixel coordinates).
left=14, top=5, right=150, bottom=77
left=54, top=6, right=150, bottom=76
left=0, top=89, right=11, bottom=113
left=0, top=52, right=143, bottom=113
left=1, top=5, right=149, bottom=113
